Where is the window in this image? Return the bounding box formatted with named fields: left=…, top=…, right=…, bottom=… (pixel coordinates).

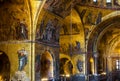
left=106, top=0, right=112, bottom=3
left=93, top=0, right=98, bottom=5
left=106, top=0, right=112, bottom=7
left=116, top=60, right=120, bottom=70
left=93, top=0, right=97, bottom=2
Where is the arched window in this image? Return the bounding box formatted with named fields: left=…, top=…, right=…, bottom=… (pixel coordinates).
left=116, top=60, right=120, bottom=70
left=106, top=0, right=112, bottom=7
left=93, top=0, right=98, bottom=5
left=106, top=0, right=112, bottom=3
left=93, top=0, right=97, bottom=2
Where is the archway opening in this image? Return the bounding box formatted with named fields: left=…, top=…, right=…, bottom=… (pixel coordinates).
left=40, top=50, right=54, bottom=81
left=60, top=58, right=73, bottom=76
left=87, top=16, right=120, bottom=81
left=97, top=26, right=120, bottom=74
left=110, top=47, right=120, bottom=71
left=0, top=51, right=10, bottom=81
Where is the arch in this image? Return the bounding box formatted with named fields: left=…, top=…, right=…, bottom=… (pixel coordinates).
left=64, top=60, right=73, bottom=75
left=40, top=50, right=54, bottom=80
left=60, top=54, right=74, bottom=75
left=102, top=11, right=120, bottom=22
left=60, top=54, right=71, bottom=60
left=107, top=35, right=120, bottom=55
left=59, top=58, right=73, bottom=75
left=103, top=35, right=120, bottom=72
left=87, top=15, right=120, bottom=74
left=87, top=15, right=120, bottom=54
left=0, top=51, right=10, bottom=81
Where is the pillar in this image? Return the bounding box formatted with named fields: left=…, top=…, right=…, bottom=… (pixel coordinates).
left=94, top=53, right=98, bottom=75
left=111, top=0, right=114, bottom=8
left=98, top=0, right=101, bottom=6
left=103, top=0, right=107, bottom=7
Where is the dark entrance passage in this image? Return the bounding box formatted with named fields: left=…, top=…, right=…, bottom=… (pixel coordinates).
left=0, top=51, right=10, bottom=81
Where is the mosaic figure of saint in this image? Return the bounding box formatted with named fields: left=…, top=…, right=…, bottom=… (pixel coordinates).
left=19, top=19, right=28, bottom=39
left=17, top=48, right=28, bottom=71
left=16, top=19, right=28, bottom=40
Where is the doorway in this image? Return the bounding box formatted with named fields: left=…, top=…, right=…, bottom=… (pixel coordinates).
left=0, top=51, right=10, bottom=81
left=40, top=50, right=54, bottom=81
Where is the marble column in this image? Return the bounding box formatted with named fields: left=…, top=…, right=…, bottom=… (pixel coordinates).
left=94, top=53, right=98, bottom=75
left=103, top=0, right=107, bottom=7
left=111, top=0, right=114, bottom=8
